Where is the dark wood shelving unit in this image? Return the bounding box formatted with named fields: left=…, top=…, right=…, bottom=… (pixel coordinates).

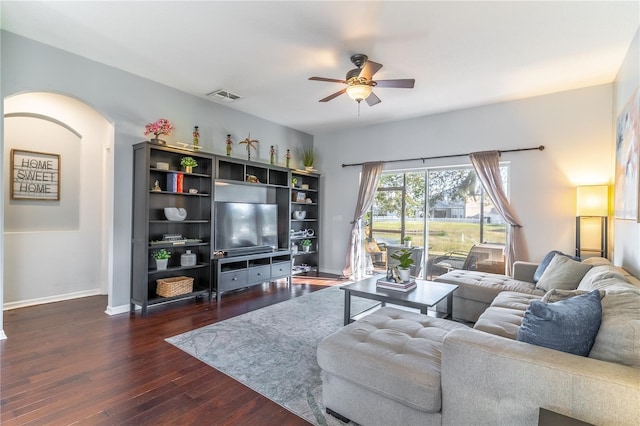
left=132, top=146, right=322, bottom=309
left=290, top=170, right=321, bottom=275
left=131, top=142, right=214, bottom=316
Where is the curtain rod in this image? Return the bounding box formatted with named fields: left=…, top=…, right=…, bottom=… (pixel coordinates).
left=341, top=145, right=545, bottom=168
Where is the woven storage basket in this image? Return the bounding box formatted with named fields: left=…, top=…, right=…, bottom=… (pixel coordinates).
left=156, top=276, right=194, bottom=297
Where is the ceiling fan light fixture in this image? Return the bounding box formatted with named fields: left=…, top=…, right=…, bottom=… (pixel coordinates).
left=346, top=84, right=372, bottom=102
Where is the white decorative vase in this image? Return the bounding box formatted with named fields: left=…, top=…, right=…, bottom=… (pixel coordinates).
left=303, top=246, right=310, bottom=253
left=398, top=267, right=411, bottom=282
left=156, top=258, right=168, bottom=270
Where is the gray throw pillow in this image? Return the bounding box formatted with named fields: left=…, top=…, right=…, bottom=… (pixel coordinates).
left=535, top=255, right=592, bottom=292
left=517, top=290, right=602, bottom=356
left=533, top=250, right=581, bottom=283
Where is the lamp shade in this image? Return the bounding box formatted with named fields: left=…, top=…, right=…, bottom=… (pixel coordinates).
left=576, top=185, right=608, bottom=216
left=346, top=84, right=372, bottom=102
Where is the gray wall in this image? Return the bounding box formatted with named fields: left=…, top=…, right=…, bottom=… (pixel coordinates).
left=315, top=84, right=615, bottom=275
left=1, top=31, right=313, bottom=311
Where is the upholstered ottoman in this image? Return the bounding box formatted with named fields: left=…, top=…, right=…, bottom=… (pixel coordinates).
left=434, top=270, right=544, bottom=322
left=317, top=307, right=470, bottom=426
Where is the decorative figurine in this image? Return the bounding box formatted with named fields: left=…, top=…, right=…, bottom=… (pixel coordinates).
left=192, top=126, right=199, bottom=149
left=270, top=145, right=275, bottom=165
left=239, top=133, right=259, bottom=161
left=151, top=180, right=162, bottom=192
left=285, top=149, right=291, bottom=168
left=226, top=134, right=232, bottom=156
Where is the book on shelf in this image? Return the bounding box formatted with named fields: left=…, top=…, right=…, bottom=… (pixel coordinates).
left=177, top=173, right=184, bottom=193
left=165, top=173, right=184, bottom=193
left=376, top=278, right=417, bottom=292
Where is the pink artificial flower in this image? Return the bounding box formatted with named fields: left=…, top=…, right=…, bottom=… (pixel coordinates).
left=144, top=118, right=174, bottom=136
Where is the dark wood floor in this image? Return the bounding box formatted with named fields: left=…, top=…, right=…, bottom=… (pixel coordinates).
left=0, top=274, right=347, bottom=425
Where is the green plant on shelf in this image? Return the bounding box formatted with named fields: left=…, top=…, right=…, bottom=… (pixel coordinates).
left=300, top=147, right=315, bottom=168
left=153, top=248, right=172, bottom=260
left=300, top=239, right=312, bottom=248
left=180, top=156, right=198, bottom=168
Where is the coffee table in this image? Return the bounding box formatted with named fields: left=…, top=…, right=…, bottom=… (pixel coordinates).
left=341, top=275, right=458, bottom=325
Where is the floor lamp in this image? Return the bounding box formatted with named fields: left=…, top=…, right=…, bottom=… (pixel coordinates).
left=575, top=185, right=609, bottom=259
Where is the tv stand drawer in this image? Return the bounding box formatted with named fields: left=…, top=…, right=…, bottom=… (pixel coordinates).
left=219, top=269, right=249, bottom=292
left=271, top=261, right=292, bottom=279
left=247, top=265, right=271, bottom=284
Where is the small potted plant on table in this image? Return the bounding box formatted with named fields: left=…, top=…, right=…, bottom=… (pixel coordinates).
left=153, top=248, right=172, bottom=270
left=403, top=235, right=412, bottom=247
left=180, top=156, right=198, bottom=173
left=390, top=248, right=414, bottom=282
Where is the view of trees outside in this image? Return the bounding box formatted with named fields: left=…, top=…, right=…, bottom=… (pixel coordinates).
left=366, top=165, right=508, bottom=276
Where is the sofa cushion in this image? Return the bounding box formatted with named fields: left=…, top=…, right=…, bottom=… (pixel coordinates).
left=535, top=255, right=592, bottom=292
left=533, top=250, right=580, bottom=283
left=578, top=265, right=632, bottom=291
left=589, top=289, right=640, bottom=367
left=435, top=270, right=541, bottom=304
left=474, top=291, right=542, bottom=339
left=317, top=307, right=469, bottom=413
left=541, top=288, right=605, bottom=303
left=517, top=290, right=602, bottom=356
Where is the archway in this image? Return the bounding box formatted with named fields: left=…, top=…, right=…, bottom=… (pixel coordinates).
left=3, top=92, right=114, bottom=323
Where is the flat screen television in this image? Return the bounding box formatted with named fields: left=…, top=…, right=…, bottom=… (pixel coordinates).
left=214, top=202, right=278, bottom=253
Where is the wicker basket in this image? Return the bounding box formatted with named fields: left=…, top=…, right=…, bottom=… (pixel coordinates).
left=156, top=276, right=194, bottom=297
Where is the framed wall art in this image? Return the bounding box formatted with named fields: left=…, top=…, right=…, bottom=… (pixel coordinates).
left=614, top=88, right=640, bottom=221
left=10, top=149, right=61, bottom=201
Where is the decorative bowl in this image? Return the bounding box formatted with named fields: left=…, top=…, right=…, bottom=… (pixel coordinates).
left=292, top=210, right=307, bottom=220
left=164, top=207, right=187, bottom=221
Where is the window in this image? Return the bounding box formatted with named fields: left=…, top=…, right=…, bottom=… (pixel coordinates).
left=366, top=164, right=509, bottom=278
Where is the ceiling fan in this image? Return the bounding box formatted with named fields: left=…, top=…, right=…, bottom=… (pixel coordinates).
left=309, top=53, right=415, bottom=106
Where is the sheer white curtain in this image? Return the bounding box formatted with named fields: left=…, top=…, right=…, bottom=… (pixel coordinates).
left=469, top=151, right=524, bottom=275
left=342, top=162, right=384, bottom=279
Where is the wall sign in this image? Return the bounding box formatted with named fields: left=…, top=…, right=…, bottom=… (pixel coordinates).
left=11, top=149, right=61, bottom=201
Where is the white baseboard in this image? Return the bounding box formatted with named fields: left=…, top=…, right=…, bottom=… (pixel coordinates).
left=3, top=289, right=102, bottom=311
left=105, top=304, right=131, bottom=315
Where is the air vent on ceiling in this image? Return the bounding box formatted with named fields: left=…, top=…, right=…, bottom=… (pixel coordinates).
left=206, top=89, right=241, bottom=102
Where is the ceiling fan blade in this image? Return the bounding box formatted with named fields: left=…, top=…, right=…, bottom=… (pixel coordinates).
left=359, top=61, right=383, bottom=80
left=365, top=92, right=381, bottom=106
left=319, top=88, right=347, bottom=102
left=374, top=79, right=415, bottom=88
left=309, top=77, right=347, bottom=84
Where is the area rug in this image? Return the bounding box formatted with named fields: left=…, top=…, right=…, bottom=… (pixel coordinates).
left=166, top=286, right=378, bottom=425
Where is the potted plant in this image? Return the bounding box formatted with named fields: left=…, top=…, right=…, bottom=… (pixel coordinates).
left=180, top=156, right=198, bottom=173
left=300, top=147, right=315, bottom=171
left=153, top=248, right=171, bottom=270
left=390, top=248, right=414, bottom=282
left=144, top=118, right=174, bottom=144
left=301, top=239, right=312, bottom=252
left=403, top=235, right=412, bottom=247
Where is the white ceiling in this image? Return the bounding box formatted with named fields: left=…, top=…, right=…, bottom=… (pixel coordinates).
left=1, top=1, right=638, bottom=136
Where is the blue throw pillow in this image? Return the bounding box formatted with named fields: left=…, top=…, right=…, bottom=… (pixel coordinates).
left=516, top=290, right=602, bottom=356
left=533, top=250, right=581, bottom=283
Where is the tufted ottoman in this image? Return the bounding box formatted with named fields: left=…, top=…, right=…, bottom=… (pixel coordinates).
left=434, top=270, right=544, bottom=322
left=317, top=306, right=470, bottom=426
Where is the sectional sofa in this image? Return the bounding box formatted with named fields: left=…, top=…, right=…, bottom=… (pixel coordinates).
left=317, top=255, right=640, bottom=425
